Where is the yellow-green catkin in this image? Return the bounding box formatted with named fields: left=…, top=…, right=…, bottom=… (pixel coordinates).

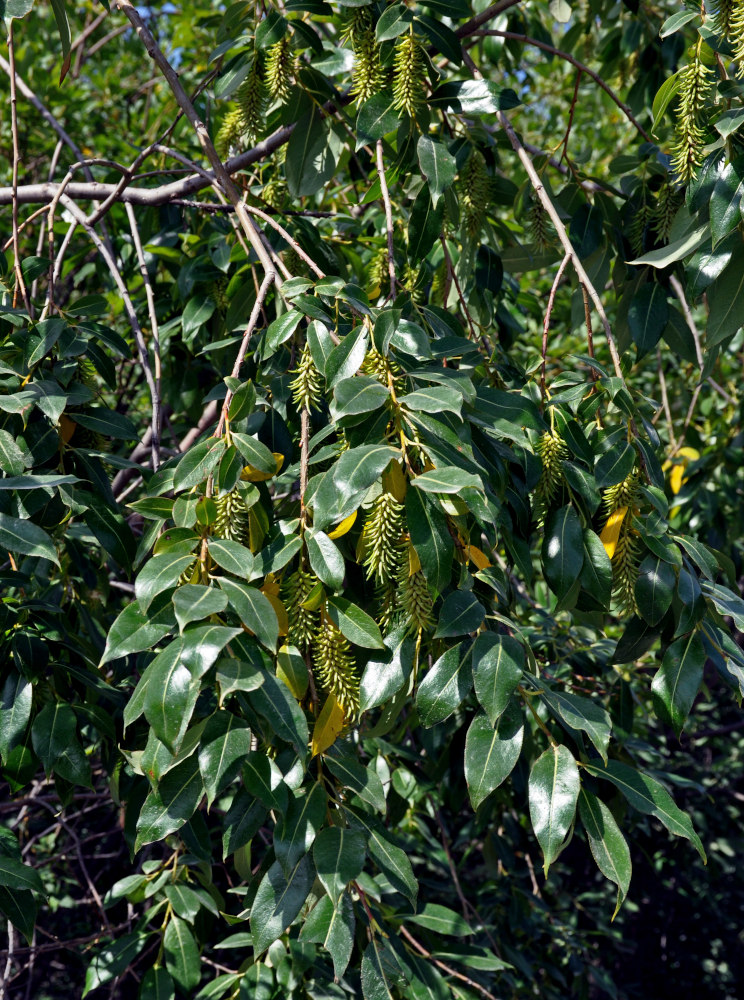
left=529, top=201, right=552, bottom=251
left=533, top=429, right=569, bottom=526
left=313, top=618, right=360, bottom=717
left=367, top=244, right=389, bottom=298
left=398, top=557, right=434, bottom=633
left=215, top=108, right=246, bottom=160
left=360, top=346, right=397, bottom=385
left=603, top=471, right=640, bottom=616
left=392, top=30, right=426, bottom=117
left=458, top=151, right=490, bottom=238
left=344, top=7, right=385, bottom=104
left=290, top=344, right=323, bottom=411
left=237, top=58, right=267, bottom=145
left=265, top=35, right=294, bottom=102
left=213, top=489, right=251, bottom=544
left=713, top=0, right=738, bottom=36
left=651, top=182, right=682, bottom=241
left=284, top=567, right=318, bottom=649
left=671, top=46, right=713, bottom=182
left=362, top=492, right=405, bottom=584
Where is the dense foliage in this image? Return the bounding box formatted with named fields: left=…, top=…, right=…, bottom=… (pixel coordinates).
left=0, top=0, right=743, bottom=997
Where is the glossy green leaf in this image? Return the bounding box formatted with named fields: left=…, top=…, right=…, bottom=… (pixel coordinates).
left=0, top=671, right=32, bottom=761
left=172, top=584, right=228, bottom=632
left=434, top=590, right=485, bottom=638
left=635, top=554, right=675, bottom=627
left=465, top=704, right=524, bottom=809
left=408, top=187, right=444, bottom=264
left=472, top=632, right=524, bottom=726
left=250, top=855, right=315, bottom=955
left=173, top=438, right=225, bottom=492
left=219, top=577, right=278, bottom=650
left=406, top=487, right=454, bottom=595
left=542, top=504, right=583, bottom=601
left=651, top=630, right=705, bottom=735
left=417, top=642, right=473, bottom=727
left=307, top=530, right=345, bottom=590
left=416, top=136, right=457, bottom=207
left=164, top=916, right=201, bottom=992
left=412, top=467, right=482, bottom=494
left=326, top=594, right=385, bottom=648
left=300, top=893, right=355, bottom=980
left=198, top=712, right=252, bottom=807
left=528, top=744, right=580, bottom=875
left=578, top=789, right=631, bottom=916
left=539, top=687, right=612, bottom=763
left=275, top=783, right=327, bottom=872
left=360, top=624, right=415, bottom=712
left=313, top=826, right=366, bottom=904
left=0, top=513, right=58, bottom=565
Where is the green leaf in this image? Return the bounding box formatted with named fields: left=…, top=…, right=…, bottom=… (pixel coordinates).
left=376, top=3, right=412, bottom=40
left=74, top=407, right=137, bottom=439
left=416, top=136, right=457, bottom=207
left=101, top=602, right=174, bottom=666
left=707, top=247, right=744, bottom=347
left=143, top=640, right=196, bottom=751
left=325, top=324, right=368, bottom=387
left=31, top=701, right=76, bottom=775
left=578, top=789, right=631, bottom=916
left=465, top=704, right=524, bottom=810
left=164, top=916, right=201, bottom=992
left=275, top=783, right=327, bottom=872
left=286, top=107, right=335, bottom=197
left=406, top=487, right=454, bottom=594
left=49, top=0, right=71, bottom=80
left=585, top=759, right=705, bottom=860
left=412, top=467, right=482, bottom=494
left=528, top=744, right=580, bottom=875
left=250, top=666, right=310, bottom=756
left=358, top=818, right=417, bottom=906
left=332, top=445, right=398, bottom=507
left=264, top=309, right=302, bottom=355
left=0, top=671, right=32, bottom=761
left=628, top=284, right=668, bottom=358
left=243, top=750, right=288, bottom=813
left=402, top=384, right=462, bottom=415
left=408, top=187, right=444, bottom=264
left=360, top=624, right=415, bottom=712
left=627, top=224, right=707, bottom=268
left=0, top=429, right=26, bottom=475
left=595, top=443, right=635, bottom=489
left=326, top=594, right=385, bottom=648
left=651, top=631, right=705, bottom=735
left=250, top=856, right=315, bottom=955
left=333, top=375, right=389, bottom=419
left=542, top=505, right=583, bottom=601
left=173, top=584, right=228, bottom=632
left=434, top=590, right=485, bottom=638
left=539, top=687, right=612, bottom=763
left=140, top=968, right=175, bottom=1000
left=230, top=432, right=277, bottom=474
left=407, top=903, right=473, bottom=937
left=307, top=530, right=345, bottom=590
left=0, top=512, right=58, bottom=565
left=136, top=552, right=196, bottom=613
left=301, top=894, right=355, bottom=980
left=651, top=69, right=684, bottom=133
left=660, top=9, right=699, bottom=36
left=361, top=939, right=401, bottom=1000
left=579, top=529, right=613, bottom=610
left=356, top=91, right=399, bottom=145
left=173, top=438, right=225, bottom=492
left=472, top=632, right=524, bottom=726
left=635, top=554, right=675, bottom=627
left=326, top=749, right=387, bottom=813
left=165, top=883, right=204, bottom=923
left=0, top=887, right=36, bottom=945
left=136, top=755, right=204, bottom=849
left=429, top=79, right=519, bottom=115
left=256, top=8, right=287, bottom=47
left=0, top=855, right=44, bottom=894
left=207, top=537, right=255, bottom=579
left=220, top=577, right=279, bottom=650
left=417, top=642, right=473, bottom=727
left=198, top=712, right=252, bottom=807
left=313, top=826, right=366, bottom=904
left=710, top=156, right=744, bottom=247
left=83, top=934, right=148, bottom=997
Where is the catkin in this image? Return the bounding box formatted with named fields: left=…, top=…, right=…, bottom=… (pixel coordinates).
left=533, top=430, right=568, bottom=526
left=344, top=8, right=386, bottom=104
left=458, top=151, right=490, bottom=238
left=671, top=47, right=713, bottom=181
left=392, top=31, right=426, bottom=117
left=290, top=344, right=323, bottom=412
left=398, top=558, right=434, bottom=633
left=313, top=618, right=360, bottom=717
left=603, top=471, right=640, bottom=616
left=362, top=492, right=405, bottom=584
left=265, top=35, right=293, bottom=102
left=213, top=489, right=251, bottom=545
left=284, top=567, right=319, bottom=650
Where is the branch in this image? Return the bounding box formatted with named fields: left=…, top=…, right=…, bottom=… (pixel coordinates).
left=456, top=0, right=523, bottom=39
left=541, top=253, right=571, bottom=400
left=114, top=0, right=276, bottom=283
left=399, top=925, right=502, bottom=1000
left=7, top=24, right=30, bottom=313
left=474, top=30, right=652, bottom=142
left=376, top=141, right=397, bottom=297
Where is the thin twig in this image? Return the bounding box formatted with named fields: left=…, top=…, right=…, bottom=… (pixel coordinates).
left=244, top=204, right=325, bottom=278
left=399, top=925, right=502, bottom=1000
left=474, top=30, right=652, bottom=142
left=125, top=203, right=162, bottom=470
left=8, top=24, right=30, bottom=314
left=657, top=346, right=677, bottom=451
left=541, top=253, right=571, bottom=400
left=376, top=141, right=396, bottom=297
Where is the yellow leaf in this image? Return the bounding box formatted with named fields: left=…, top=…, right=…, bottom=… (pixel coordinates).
left=382, top=460, right=408, bottom=502
left=408, top=543, right=421, bottom=574
left=311, top=694, right=346, bottom=757
left=669, top=463, right=685, bottom=496
left=677, top=446, right=700, bottom=462
left=468, top=544, right=492, bottom=571
left=599, top=506, right=628, bottom=560
left=261, top=591, right=288, bottom=637
left=59, top=414, right=76, bottom=444
left=301, top=581, right=325, bottom=611
left=241, top=452, right=284, bottom=482
left=328, top=510, right=357, bottom=539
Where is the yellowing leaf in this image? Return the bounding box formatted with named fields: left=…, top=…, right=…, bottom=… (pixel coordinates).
left=669, top=464, right=685, bottom=496
left=327, top=510, right=357, bottom=539
left=382, top=460, right=408, bottom=502
left=663, top=447, right=700, bottom=495
left=600, top=506, right=628, bottom=559
left=408, top=543, right=422, bottom=574
left=261, top=592, right=288, bottom=636
left=59, top=414, right=76, bottom=444
left=301, top=581, right=325, bottom=611
left=311, top=694, right=345, bottom=757
left=468, top=544, right=492, bottom=570
left=241, top=452, right=284, bottom=482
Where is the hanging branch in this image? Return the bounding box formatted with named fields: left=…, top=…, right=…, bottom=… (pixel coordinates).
left=7, top=24, right=31, bottom=314
left=376, top=140, right=397, bottom=297
left=541, top=253, right=571, bottom=401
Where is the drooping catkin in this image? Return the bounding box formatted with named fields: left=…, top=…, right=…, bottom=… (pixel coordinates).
left=533, top=429, right=568, bottom=526
left=458, top=151, right=490, bottom=238
left=398, top=554, right=434, bottom=633
left=651, top=182, right=682, bottom=241
left=236, top=58, right=267, bottom=144
left=344, top=7, right=385, bottom=104
left=313, top=617, right=359, bottom=717
left=215, top=108, right=246, bottom=160
left=603, top=471, right=641, bottom=616
left=392, top=30, right=427, bottom=117
left=213, top=489, right=251, bottom=545
left=284, top=567, right=319, bottom=650
left=671, top=47, right=713, bottom=182
left=290, top=344, right=323, bottom=412
left=362, top=492, right=405, bottom=584
left=265, top=35, right=294, bottom=102
left=728, top=2, right=744, bottom=77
